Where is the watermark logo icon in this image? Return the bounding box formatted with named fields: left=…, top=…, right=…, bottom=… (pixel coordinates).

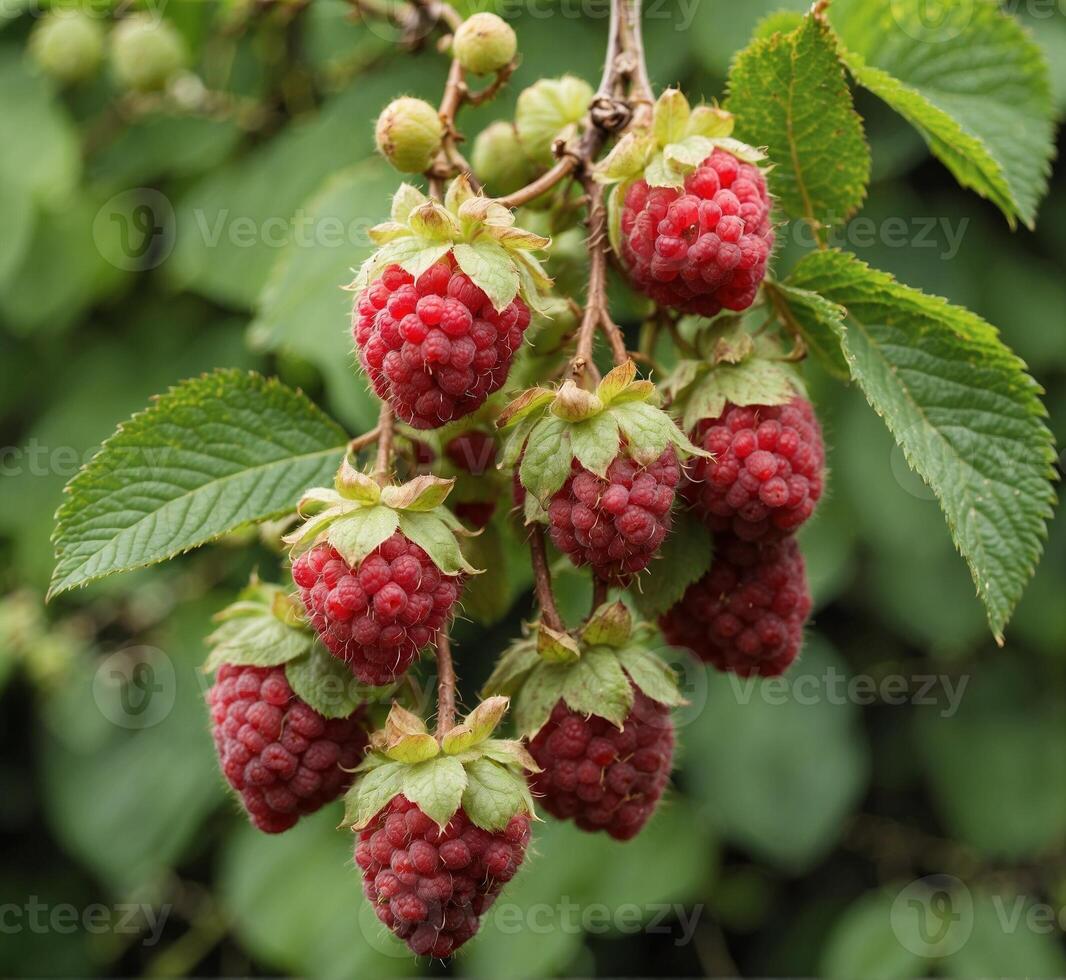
left=92, top=646, right=176, bottom=729
left=891, top=875, right=973, bottom=957
left=93, top=188, right=175, bottom=271
left=891, top=0, right=974, bottom=43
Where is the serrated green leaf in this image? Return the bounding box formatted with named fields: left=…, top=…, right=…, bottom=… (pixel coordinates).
left=400, top=756, right=467, bottom=827
left=630, top=510, right=713, bottom=618
left=615, top=645, right=684, bottom=708
left=344, top=760, right=407, bottom=828
left=395, top=511, right=476, bottom=575
left=568, top=413, right=620, bottom=477
left=726, top=13, right=870, bottom=227
left=452, top=239, right=520, bottom=312
left=561, top=647, right=634, bottom=727
left=766, top=280, right=851, bottom=379
left=610, top=400, right=704, bottom=465
left=49, top=371, right=347, bottom=598
left=205, top=616, right=313, bottom=672
left=285, top=644, right=370, bottom=720
left=787, top=250, right=1057, bottom=639
left=830, top=0, right=1054, bottom=228
left=325, top=505, right=400, bottom=567
left=513, top=661, right=569, bottom=737
left=519, top=416, right=573, bottom=501
left=461, top=757, right=535, bottom=831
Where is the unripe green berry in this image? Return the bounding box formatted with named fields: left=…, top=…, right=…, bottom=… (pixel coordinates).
left=452, top=13, right=516, bottom=75
left=110, top=14, right=187, bottom=93
left=374, top=97, right=443, bottom=174
left=472, top=121, right=534, bottom=195
left=29, top=10, right=105, bottom=85
left=515, top=75, right=593, bottom=166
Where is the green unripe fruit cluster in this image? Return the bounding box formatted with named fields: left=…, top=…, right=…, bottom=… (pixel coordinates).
left=110, top=14, right=187, bottom=93
left=452, top=12, right=516, bottom=75
left=375, top=97, right=444, bottom=174
left=29, top=10, right=105, bottom=85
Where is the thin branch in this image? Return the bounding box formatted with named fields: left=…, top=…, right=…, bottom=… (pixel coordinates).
left=497, top=155, right=579, bottom=209
left=591, top=577, right=608, bottom=613
left=434, top=631, right=457, bottom=737
left=372, top=402, right=395, bottom=485
left=347, top=425, right=381, bottom=455
left=529, top=526, right=564, bottom=632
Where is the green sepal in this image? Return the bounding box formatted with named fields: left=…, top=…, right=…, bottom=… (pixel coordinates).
left=483, top=615, right=684, bottom=738
left=344, top=699, right=537, bottom=831
left=537, top=624, right=581, bottom=663
left=285, top=643, right=386, bottom=720
left=204, top=579, right=314, bottom=672
left=284, top=466, right=479, bottom=576
left=499, top=362, right=708, bottom=504
left=350, top=176, right=552, bottom=313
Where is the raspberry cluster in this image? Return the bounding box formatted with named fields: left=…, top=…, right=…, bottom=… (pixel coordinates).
left=356, top=796, right=531, bottom=957
left=685, top=397, right=825, bottom=541
left=528, top=687, right=674, bottom=840
left=208, top=664, right=368, bottom=833
left=292, top=535, right=461, bottom=686
left=354, top=257, right=531, bottom=429
left=547, top=449, right=680, bottom=584
left=660, top=534, right=811, bottom=677
left=619, top=148, right=774, bottom=316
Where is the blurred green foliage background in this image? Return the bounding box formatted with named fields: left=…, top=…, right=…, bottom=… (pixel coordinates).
left=1, top=1, right=1064, bottom=977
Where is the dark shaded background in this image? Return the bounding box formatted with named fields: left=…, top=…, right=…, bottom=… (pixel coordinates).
left=1, top=1, right=1064, bottom=977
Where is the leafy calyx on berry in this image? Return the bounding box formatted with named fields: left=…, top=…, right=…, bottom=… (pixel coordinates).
left=661, top=321, right=805, bottom=431
left=350, top=176, right=553, bottom=314
left=344, top=698, right=538, bottom=831
left=497, top=360, right=709, bottom=508
left=595, top=89, right=768, bottom=252
left=482, top=601, right=685, bottom=737
left=283, top=456, right=479, bottom=577
left=204, top=576, right=389, bottom=718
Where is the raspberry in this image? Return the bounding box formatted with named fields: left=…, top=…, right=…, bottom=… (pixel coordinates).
left=528, top=687, right=674, bottom=840
left=292, top=535, right=462, bottom=686
left=356, top=796, right=530, bottom=957
left=353, top=257, right=531, bottom=429
left=547, top=449, right=679, bottom=584
left=684, top=397, right=825, bottom=541
left=660, top=534, right=811, bottom=676
left=618, top=148, right=774, bottom=316
left=207, top=664, right=368, bottom=833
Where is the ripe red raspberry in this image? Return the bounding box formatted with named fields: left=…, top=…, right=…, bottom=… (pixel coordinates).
left=685, top=397, right=825, bottom=541
left=547, top=448, right=679, bottom=584
left=208, top=664, right=368, bottom=833
left=353, top=257, right=531, bottom=429
left=528, top=687, right=674, bottom=840
left=619, top=148, right=774, bottom=316
left=660, top=534, right=811, bottom=676
left=356, top=795, right=531, bottom=957
left=292, top=535, right=462, bottom=686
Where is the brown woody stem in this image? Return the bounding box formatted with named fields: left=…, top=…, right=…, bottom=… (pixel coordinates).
left=434, top=631, right=457, bottom=737
left=530, top=525, right=564, bottom=632
left=372, top=402, right=395, bottom=485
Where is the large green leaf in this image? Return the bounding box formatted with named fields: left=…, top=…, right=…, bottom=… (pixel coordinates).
left=829, top=0, right=1054, bottom=228
left=248, top=161, right=397, bottom=431
left=49, top=370, right=347, bottom=597
left=786, top=250, right=1057, bottom=640
left=727, top=13, right=870, bottom=227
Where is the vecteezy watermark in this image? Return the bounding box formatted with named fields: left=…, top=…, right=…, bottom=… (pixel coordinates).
left=0, top=899, right=171, bottom=945
left=93, top=188, right=176, bottom=272
left=92, top=647, right=176, bottom=729
left=891, top=875, right=974, bottom=958
left=356, top=895, right=704, bottom=957
left=784, top=214, right=971, bottom=261
left=9, top=0, right=171, bottom=20
left=723, top=665, right=969, bottom=718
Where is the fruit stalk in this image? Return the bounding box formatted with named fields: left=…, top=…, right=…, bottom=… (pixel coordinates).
left=372, top=401, right=395, bottom=485
left=434, top=631, right=457, bottom=737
